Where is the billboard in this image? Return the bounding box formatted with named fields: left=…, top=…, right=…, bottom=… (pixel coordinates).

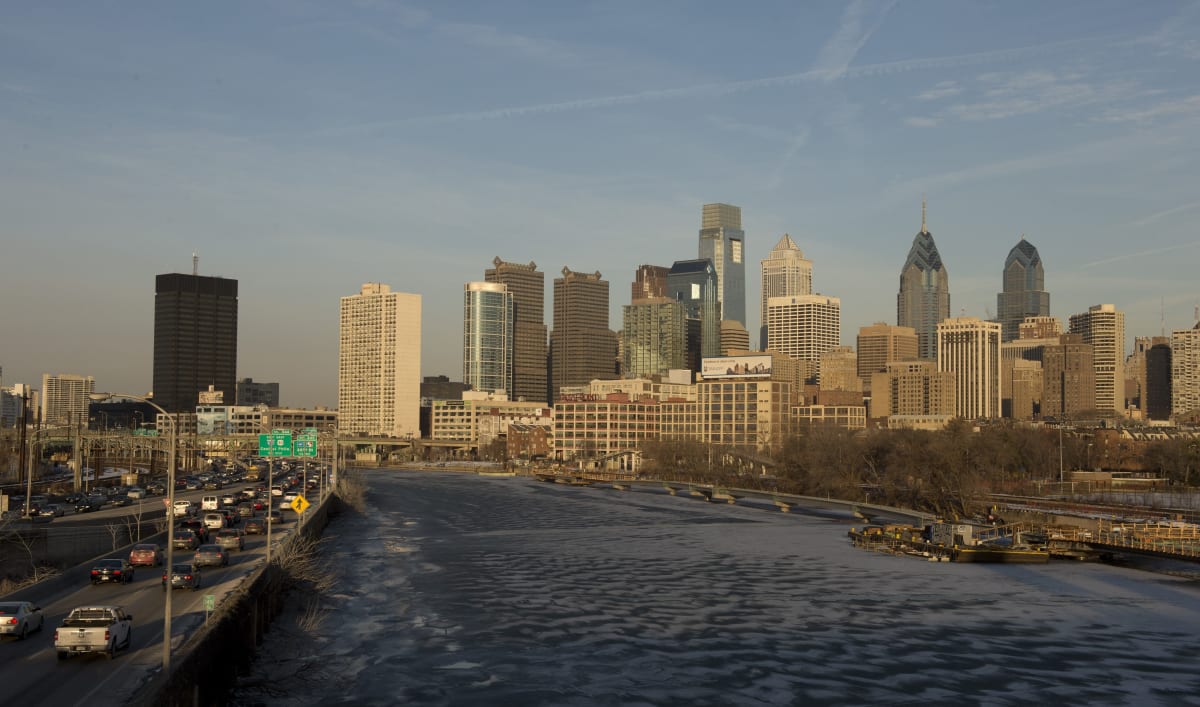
left=701, top=355, right=773, bottom=379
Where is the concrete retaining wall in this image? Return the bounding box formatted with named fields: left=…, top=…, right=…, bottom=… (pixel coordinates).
left=128, top=495, right=336, bottom=707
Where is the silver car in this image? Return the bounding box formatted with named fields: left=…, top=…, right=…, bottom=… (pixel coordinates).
left=0, top=602, right=45, bottom=640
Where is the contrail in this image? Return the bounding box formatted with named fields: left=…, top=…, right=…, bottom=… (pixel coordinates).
left=310, top=35, right=1103, bottom=136
left=1081, top=240, right=1200, bottom=268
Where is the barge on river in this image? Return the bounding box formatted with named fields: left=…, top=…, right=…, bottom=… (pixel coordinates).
left=849, top=522, right=1050, bottom=564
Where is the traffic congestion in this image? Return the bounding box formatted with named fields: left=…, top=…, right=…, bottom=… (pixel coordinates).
left=0, top=457, right=329, bottom=705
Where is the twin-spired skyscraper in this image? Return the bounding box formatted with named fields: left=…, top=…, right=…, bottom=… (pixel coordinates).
left=997, top=237, right=1049, bottom=342
left=897, top=201, right=950, bottom=360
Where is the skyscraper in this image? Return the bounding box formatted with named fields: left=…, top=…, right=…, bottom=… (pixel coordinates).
left=997, top=237, right=1049, bottom=342
left=550, top=268, right=616, bottom=400
left=856, top=323, right=919, bottom=387
left=1145, top=338, right=1172, bottom=421
left=698, top=203, right=746, bottom=327
left=937, top=317, right=1001, bottom=419
left=1068, top=303, right=1126, bottom=414
left=766, top=294, right=841, bottom=363
left=622, top=298, right=688, bottom=378
left=153, top=272, right=238, bottom=413
left=338, top=283, right=421, bottom=438
left=631, top=264, right=670, bottom=302
left=41, top=374, right=94, bottom=427
left=1171, top=323, right=1200, bottom=419
left=897, top=201, right=950, bottom=360
left=463, top=282, right=514, bottom=397
left=759, top=234, right=812, bottom=350
left=485, top=258, right=548, bottom=404
left=1042, top=334, right=1096, bottom=418
left=667, top=259, right=721, bottom=365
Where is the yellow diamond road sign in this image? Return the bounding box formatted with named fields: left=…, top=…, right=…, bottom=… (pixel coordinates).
left=289, top=494, right=310, bottom=514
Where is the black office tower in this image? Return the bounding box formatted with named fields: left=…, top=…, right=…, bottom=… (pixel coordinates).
left=153, top=273, right=238, bottom=412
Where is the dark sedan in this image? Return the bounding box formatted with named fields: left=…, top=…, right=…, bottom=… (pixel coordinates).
left=193, top=544, right=229, bottom=568
left=90, top=558, right=135, bottom=585
left=172, top=529, right=201, bottom=551
left=162, top=563, right=202, bottom=591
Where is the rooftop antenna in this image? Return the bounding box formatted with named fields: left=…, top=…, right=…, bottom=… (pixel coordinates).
left=921, top=196, right=927, bottom=233
left=192, top=252, right=199, bottom=277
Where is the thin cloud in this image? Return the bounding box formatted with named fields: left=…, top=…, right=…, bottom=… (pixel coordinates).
left=915, top=80, right=961, bottom=101
left=1125, top=200, right=1200, bottom=229
left=905, top=116, right=940, bottom=128
left=812, top=0, right=898, bottom=81
left=1081, top=241, right=1200, bottom=269
left=307, top=35, right=1101, bottom=136
left=1093, top=95, right=1200, bottom=123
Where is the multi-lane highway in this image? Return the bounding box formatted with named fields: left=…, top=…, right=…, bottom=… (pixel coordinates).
left=0, top=484, right=322, bottom=706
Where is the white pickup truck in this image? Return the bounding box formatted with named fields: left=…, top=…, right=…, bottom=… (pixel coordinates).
left=54, top=605, right=134, bottom=660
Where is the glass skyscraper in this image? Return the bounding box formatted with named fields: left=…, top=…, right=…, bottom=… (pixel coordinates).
left=463, top=282, right=515, bottom=398
left=698, top=203, right=746, bottom=328
left=667, top=259, right=721, bottom=369
left=997, top=237, right=1049, bottom=342
left=897, top=201, right=950, bottom=360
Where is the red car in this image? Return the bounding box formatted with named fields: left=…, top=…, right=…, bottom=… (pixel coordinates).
left=128, top=543, right=163, bottom=567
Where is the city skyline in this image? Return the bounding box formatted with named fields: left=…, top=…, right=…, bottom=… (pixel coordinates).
left=3, top=2, right=1199, bottom=408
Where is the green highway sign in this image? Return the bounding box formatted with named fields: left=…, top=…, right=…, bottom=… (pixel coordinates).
left=258, top=432, right=294, bottom=457
left=293, top=435, right=318, bottom=458
left=204, top=595, right=215, bottom=612
left=133, top=429, right=160, bottom=437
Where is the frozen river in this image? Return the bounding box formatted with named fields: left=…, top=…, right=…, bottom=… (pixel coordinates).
left=233, top=471, right=1200, bottom=706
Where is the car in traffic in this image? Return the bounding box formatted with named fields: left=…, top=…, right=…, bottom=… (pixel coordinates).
left=54, top=606, right=133, bottom=659
left=74, top=497, right=103, bottom=513
left=35, top=503, right=63, bottom=518
left=193, top=544, right=229, bottom=568
left=202, top=512, right=226, bottom=531
left=173, top=529, right=201, bottom=551
left=221, top=493, right=238, bottom=507
left=173, top=500, right=195, bottom=517
left=215, top=528, right=245, bottom=552
left=236, top=502, right=255, bottom=518
left=162, top=563, right=201, bottom=591
left=177, top=519, right=210, bottom=543
left=243, top=518, right=265, bottom=535
left=126, top=487, right=146, bottom=500
left=264, top=510, right=282, bottom=525
left=90, top=558, right=135, bottom=585
left=0, top=601, right=45, bottom=640
left=128, top=543, right=163, bottom=567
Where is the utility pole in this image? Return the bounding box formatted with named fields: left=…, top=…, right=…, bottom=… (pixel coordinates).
left=17, top=390, right=29, bottom=488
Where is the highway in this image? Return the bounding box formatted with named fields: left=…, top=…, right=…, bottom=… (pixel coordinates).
left=0, top=484, right=321, bottom=707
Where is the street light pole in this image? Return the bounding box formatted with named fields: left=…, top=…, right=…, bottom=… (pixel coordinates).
left=90, top=392, right=176, bottom=675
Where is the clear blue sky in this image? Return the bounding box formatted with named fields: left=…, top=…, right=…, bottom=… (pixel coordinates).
left=3, top=1, right=1199, bottom=409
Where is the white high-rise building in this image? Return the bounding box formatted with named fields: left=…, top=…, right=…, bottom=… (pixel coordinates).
left=766, top=294, right=841, bottom=363
left=1068, top=303, right=1126, bottom=414
left=41, top=374, right=94, bottom=427
left=759, top=234, right=812, bottom=350
left=1171, top=323, right=1200, bottom=419
left=937, top=317, right=1002, bottom=419
left=463, top=282, right=514, bottom=398
left=338, top=283, right=422, bottom=438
